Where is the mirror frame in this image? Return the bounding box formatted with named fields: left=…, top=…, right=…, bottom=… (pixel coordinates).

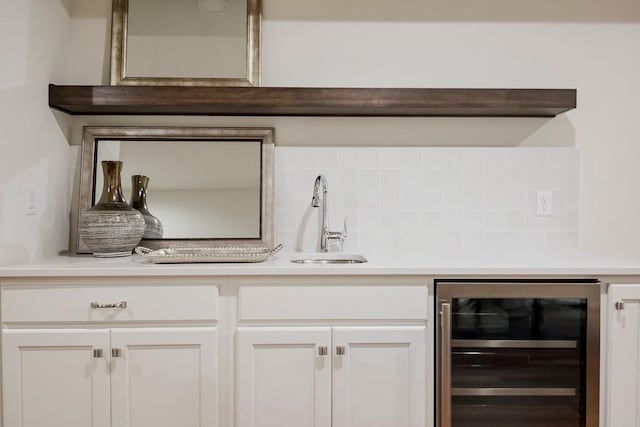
left=110, top=0, right=261, bottom=86
left=72, top=126, right=274, bottom=254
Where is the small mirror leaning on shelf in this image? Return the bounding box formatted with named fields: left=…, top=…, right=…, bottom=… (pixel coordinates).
left=110, top=0, right=261, bottom=86
left=71, top=127, right=275, bottom=254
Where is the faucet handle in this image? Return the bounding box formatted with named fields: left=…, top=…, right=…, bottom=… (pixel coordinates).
left=326, top=219, right=348, bottom=252
left=327, top=219, right=347, bottom=241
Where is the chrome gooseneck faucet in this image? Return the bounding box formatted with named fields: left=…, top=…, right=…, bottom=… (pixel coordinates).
left=311, top=175, right=347, bottom=252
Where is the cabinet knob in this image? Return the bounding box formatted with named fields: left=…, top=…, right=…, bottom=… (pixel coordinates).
left=318, top=346, right=328, bottom=356
left=92, top=348, right=103, bottom=358
left=90, top=301, right=127, bottom=309
left=112, top=348, right=122, bottom=358
left=336, top=346, right=346, bottom=356
left=615, top=301, right=625, bottom=311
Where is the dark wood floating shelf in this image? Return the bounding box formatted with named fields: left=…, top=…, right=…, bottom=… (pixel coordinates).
left=48, top=84, right=576, bottom=117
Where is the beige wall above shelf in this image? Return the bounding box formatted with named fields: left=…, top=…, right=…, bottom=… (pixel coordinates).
left=48, top=84, right=576, bottom=117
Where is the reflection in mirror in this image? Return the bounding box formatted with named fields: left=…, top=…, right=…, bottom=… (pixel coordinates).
left=126, top=0, right=247, bottom=78
left=95, top=140, right=262, bottom=239
left=110, top=0, right=261, bottom=86
left=72, top=127, right=274, bottom=254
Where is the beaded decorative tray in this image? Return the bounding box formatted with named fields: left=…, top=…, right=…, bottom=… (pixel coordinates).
left=135, top=244, right=283, bottom=264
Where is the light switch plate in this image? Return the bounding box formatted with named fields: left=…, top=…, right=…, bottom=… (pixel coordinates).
left=25, top=188, right=37, bottom=216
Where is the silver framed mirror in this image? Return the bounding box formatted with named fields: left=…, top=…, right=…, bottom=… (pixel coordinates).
left=110, top=0, right=261, bottom=86
left=71, top=126, right=274, bottom=254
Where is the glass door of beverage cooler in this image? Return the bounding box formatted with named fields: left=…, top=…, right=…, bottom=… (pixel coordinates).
left=436, top=281, right=600, bottom=427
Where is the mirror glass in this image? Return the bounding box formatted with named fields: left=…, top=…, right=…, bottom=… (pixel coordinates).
left=126, top=0, right=247, bottom=79
left=94, top=139, right=262, bottom=239
left=111, top=0, right=260, bottom=86
left=74, top=127, right=274, bottom=254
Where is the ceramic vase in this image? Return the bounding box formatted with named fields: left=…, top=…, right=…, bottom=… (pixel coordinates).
left=79, top=161, right=145, bottom=257
left=130, top=175, right=163, bottom=239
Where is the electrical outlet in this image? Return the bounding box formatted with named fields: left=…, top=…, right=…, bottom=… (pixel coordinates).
left=536, top=191, right=553, bottom=216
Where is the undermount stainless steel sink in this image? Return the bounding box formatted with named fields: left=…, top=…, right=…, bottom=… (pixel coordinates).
left=290, top=253, right=368, bottom=264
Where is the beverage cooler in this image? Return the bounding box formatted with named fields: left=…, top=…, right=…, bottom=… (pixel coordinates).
left=436, top=280, right=600, bottom=427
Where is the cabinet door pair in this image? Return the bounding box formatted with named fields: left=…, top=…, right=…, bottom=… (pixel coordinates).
left=237, top=326, right=426, bottom=427
left=608, top=284, right=640, bottom=427
left=2, top=328, right=217, bottom=427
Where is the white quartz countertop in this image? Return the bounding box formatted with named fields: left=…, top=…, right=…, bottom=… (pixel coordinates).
left=2, top=250, right=640, bottom=278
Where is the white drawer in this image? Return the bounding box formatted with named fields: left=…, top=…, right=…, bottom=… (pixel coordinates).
left=238, top=283, right=428, bottom=321
left=1, top=282, right=218, bottom=323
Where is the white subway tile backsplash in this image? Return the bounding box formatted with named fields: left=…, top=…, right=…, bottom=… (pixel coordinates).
left=463, top=189, right=484, bottom=210
left=482, top=211, right=506, bottom=232
left=567, top=232, right=580, bottom=248
left=568, top=212, right=580, bottom=232
left=505, top=211, right=524, bottom=232
left=380, top=211, right=401, bottom=231
left=443, top=169, right=465, bottom=190
left=358, top=169, right=380, bottom=187
left=400, top=190, right=420, bottom=210
left=400, top=169, right=421, bottom=189
left=547, top=232, right=568, bottom=251
left=421, top=169, right=443, bottom=188
left=421, top=150, right=443, bottom=169
left=401, top=149, right=422, bottom=169
left=274, top=147, right=580, bottom=254
left=525, top=232, right=547, bottom=251
left=380, top=150, right=403, bottom=169
left=443, top=150, right=467, bottom=169
left=422, top=211, right=442, bottom=231
left=337, top=169, right=358, bottom=190
left=400, top=211, right=423, bottom=231
left=358, top=148, right=380, bottom=169
left=380, top=169, right=402, bottom=189
left=379, top=189, right=401, bottom=210
left=338, top=148, right=359, bottom=169
left=421, top=190, right=443, bottom=210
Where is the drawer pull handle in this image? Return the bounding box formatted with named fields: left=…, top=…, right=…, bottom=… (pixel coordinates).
left=90, top=301, right=127, bottom=309
left=336, top=346, right=346, bottom=356
left=318, top=346, right=328, bottom=356
left=92, top=349, right=103, bottom=358
left=112, top=348, right=122, bottom=358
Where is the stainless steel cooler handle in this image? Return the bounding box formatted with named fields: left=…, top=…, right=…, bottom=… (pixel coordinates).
left=440, top=301, right=452, bottom=427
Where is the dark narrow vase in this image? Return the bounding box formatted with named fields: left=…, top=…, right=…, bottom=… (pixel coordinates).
left=130, top=175, right=163, bottom=239
left=78, top=161, right=145, bottom=257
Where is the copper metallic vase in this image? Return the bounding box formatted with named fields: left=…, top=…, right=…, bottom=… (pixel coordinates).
left=78, top=161, right=145, bottom=257
left=130, top=175, right=163, bottom=239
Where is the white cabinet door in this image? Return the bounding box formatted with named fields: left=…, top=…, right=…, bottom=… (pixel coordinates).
left=237, top=327, right=332, bottom=427
left=110, top=327, right=218, bottom=427
left=332, top=327, right=426, bottom=427
left=608, top=284, right=640, bottom=427
left=2, top=329, right=110, bottom=427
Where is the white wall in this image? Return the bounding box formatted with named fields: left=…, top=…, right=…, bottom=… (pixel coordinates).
left=261, top=19, right=640, bottom=258
left=0, top=0, right=72, bottom=264
left=3, top=0, right=640, bottom=260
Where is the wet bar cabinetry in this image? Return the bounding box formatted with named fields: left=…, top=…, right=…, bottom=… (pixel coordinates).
left=1, top=279, right=220, bottom=427
left=0, top=276, right=430, bottom=427
left=235, top=280, right=429, bottom=427
left=4, top=273, right=640, bottom=427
